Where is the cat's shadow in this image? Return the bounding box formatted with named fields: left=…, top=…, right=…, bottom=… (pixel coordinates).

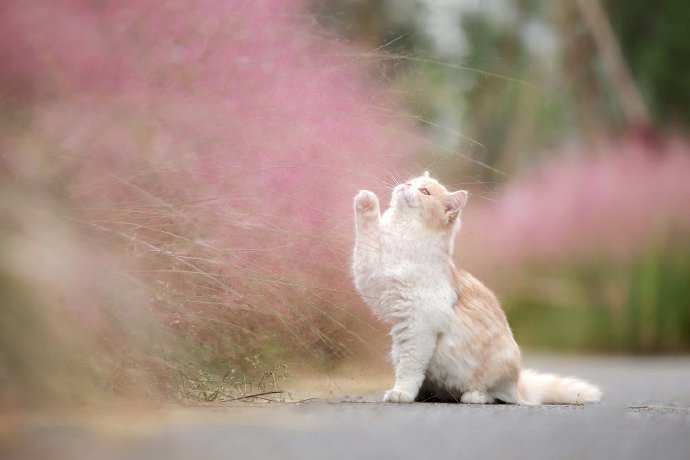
left=416, top=380, right=508, bottom=404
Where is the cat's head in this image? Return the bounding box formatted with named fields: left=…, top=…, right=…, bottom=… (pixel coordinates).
left=390, top=171, right=468, bottom=232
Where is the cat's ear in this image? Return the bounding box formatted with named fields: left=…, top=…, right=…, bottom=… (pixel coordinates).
left=423, top=170, right=430, bottom=178
left=444, top=190, right=468, bottom=215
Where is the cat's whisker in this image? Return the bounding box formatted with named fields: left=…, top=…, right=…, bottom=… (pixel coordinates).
left=379, top=170, right=401, bottom=189
left=466, top=192, right=499, bottom=203
left=380, top=167, right=402, bottom=189
left=384, top=165, right=406, bottom=187
left=378, top=179, right=399, bottom=189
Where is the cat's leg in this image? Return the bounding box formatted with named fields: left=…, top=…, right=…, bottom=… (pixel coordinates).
left=353, top=190, right=381, bottom=269
left=385, top=323, right=438, bottom=403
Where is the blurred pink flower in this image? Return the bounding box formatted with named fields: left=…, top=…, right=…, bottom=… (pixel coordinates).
left=464, top=138, right=690, bottom=270
left=2, top=0, right=421, bottom=274
left=0, top=0, right=423, bottom=397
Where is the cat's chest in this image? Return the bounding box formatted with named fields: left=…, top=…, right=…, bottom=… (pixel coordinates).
left=371, top=261, right=456, bottom=321
left=374, top=237, right=451, bottom=288
left=379, top=232, right=446, bottom=267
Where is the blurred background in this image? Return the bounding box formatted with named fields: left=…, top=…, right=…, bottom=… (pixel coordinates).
left=1, top=0, right=689, bottom=408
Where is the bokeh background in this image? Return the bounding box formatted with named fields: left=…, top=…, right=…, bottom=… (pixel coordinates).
left=2, top=0, right=689, bottom=407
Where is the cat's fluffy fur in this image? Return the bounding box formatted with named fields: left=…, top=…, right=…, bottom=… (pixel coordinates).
left=352, top=172, right=602, bottom=404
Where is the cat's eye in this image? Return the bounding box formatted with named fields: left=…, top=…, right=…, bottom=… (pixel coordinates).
left=419, top=187, right=430, bottom=195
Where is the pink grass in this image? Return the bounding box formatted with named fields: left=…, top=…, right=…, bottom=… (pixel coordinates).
left=463, top=137, right=690, bottom=271
left=0, top=0, right=421, bottom=403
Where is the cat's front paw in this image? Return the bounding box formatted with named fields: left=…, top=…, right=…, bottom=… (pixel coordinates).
left=354, top=190, right=379, bottom=214
left=383, top=388, right=415, bottom=403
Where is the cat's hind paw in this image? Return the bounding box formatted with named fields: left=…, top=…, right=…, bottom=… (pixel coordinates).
left=460, top=390, right=495, bottom=404
left=383, top=388, right=415, bottom=403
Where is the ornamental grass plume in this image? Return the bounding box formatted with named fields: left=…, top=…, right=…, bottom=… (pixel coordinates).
left=467, top=138, right=690, bottom=268
left=0, top=0, right=421, bottom=406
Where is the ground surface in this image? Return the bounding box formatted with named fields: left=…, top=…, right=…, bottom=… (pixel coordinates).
left=3, top=355, right=690, bottom=460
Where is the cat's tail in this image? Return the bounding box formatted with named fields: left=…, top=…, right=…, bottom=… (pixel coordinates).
left=517, top=369, right=602, bottom=405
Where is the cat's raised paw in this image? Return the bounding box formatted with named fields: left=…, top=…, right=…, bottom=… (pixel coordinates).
left=354, top=190, right=379, bottom=214
left=383, top=388, right=415, bottom=403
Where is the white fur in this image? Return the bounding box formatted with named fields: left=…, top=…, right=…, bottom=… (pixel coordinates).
left=353, top=177, right=602, bottom=405
left=460, top=390, right=495, bottom=404
left=519, top=369, right=603, bottom=404
left=354, top=182, right=457, bottom=401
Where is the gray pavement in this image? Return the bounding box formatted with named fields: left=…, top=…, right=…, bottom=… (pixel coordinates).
left=5, top=355, right=690, bottom=460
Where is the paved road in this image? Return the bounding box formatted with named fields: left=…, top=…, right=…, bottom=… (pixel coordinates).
left=5, top=355, right=690, bottom=460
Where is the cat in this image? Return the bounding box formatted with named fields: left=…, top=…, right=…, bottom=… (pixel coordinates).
left=352, top=171, right=602, bottom=404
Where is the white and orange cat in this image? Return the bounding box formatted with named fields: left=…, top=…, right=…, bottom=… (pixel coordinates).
left=353, top=171, right=601, bottom=404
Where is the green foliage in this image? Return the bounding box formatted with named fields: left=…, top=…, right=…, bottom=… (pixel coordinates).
left=607, top=0, right=690, bottom=125
left=506, top=242, right=690, bottom=353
